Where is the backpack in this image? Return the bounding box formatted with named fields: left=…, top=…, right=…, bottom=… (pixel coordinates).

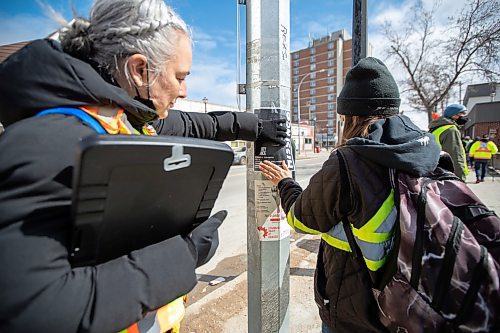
left=338, top=154, right=500, bottom=332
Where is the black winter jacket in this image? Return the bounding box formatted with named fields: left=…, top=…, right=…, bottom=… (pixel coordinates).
left=278, top=115, right=440, bottom=332
left=0, top=39, right=259, bottom=333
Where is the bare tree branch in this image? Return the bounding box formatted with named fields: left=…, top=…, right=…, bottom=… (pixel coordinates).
left=383, top=0, right=500, bottom=124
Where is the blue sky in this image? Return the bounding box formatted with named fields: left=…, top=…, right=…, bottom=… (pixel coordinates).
left=0, top=0, right=469, bottom=128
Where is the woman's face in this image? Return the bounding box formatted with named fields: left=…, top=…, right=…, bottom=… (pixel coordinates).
left=149, top=33, right=192, bottom=119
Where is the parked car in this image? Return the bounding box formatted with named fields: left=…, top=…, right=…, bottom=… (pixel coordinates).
left=233, top=146, right=247, bottom=165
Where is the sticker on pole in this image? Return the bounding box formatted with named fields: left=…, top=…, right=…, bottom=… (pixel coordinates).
left=255, top=180, right=291, bottom=241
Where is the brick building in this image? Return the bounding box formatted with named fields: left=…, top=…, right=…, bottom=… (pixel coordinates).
left=462, top=83, right=500, bottom=147
left=290, top=30, right=372, bottom=148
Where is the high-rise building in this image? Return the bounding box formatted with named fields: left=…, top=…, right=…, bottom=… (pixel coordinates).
left=291, top=29, right=353, bottom=148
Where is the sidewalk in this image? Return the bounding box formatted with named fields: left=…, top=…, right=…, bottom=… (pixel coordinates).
left=182, top=166, right=499, bottom=333
left=182, top=233, right=321, bottom=333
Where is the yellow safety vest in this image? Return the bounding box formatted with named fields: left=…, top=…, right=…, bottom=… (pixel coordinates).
left=469, top=141, right=498, bottom=160
left=287, top=190, right=397, bottom=272
left=431, top=125, right=469, bottom=175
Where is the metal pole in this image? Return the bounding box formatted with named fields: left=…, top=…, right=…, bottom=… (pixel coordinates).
left=297, top=84, right=301, bottom=155
left=352, top=0, right=368, bottom=66
left=202, top=97, right=208, bottom=113
left=246, top=0, right=292, bottom=332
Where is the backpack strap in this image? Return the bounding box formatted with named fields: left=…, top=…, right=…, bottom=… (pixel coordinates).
left=36, top=107, right=106, bottom=134
left=336, top=150, right=363, bottom=260
left=453, top=245, right=489, bottom=327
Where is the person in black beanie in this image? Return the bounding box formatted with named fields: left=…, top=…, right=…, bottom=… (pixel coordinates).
left=259, top=57, right=440, bottom=333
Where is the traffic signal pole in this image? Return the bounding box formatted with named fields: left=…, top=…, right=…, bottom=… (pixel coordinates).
left=352, top=0, right=368, bottom=66
left=244, top=0, right=293, bottom=332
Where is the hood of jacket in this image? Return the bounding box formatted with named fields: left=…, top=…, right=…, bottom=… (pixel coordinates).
left=346, top=115, right=440, bottom=176
left=0, top=39, right=157, bottom=128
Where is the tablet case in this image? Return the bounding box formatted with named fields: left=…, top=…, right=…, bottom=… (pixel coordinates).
left=69, top=134, right=234, bottom=266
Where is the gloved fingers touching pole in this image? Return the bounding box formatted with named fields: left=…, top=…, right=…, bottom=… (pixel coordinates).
left=257, top=119, right=288, bottom=146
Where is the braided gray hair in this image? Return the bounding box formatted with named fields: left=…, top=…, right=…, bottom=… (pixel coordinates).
left=58, top=0, right=191, bottom=83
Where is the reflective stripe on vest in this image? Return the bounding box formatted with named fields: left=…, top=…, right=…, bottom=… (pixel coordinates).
left=471, top=142, right=494, bottom=160
left=431, top=124, right=469, bottom=175
left=120, top=296, right=185, bottom=333
left=287, top=190, right=397, bottom=271
left=286, top=203, right=322, bottom=235
left=351, top=190, right=397, bottom=271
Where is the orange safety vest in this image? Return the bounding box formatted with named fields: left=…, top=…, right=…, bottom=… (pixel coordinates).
left=79, top=106, right=187, bottom=333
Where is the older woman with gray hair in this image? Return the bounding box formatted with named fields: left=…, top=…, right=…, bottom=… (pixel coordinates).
left=0, top=1, right=286, bottom=332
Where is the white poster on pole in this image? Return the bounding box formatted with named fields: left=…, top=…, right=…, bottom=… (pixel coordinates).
left=254, top=180, right=291, bottom=241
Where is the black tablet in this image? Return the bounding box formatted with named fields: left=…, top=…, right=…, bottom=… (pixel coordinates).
left=69, top=134, right=233, bottom=267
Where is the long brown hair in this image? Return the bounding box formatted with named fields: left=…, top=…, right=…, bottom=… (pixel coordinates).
left=339, top=115, right=385, bottom=146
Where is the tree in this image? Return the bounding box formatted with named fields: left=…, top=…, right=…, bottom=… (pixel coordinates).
left=383, top=0, right=500, bottom=123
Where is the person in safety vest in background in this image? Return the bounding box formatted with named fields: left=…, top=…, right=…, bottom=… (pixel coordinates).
left=0, top=1, right=287, bottom=332
left=259, top=57, right=441, bottom=333
left=469, top=134, right=499, bottom=183
left=428, top=103, right=469, bottom=181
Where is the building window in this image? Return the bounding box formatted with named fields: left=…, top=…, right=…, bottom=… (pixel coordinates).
left=328, top=69, right=334, bottom=76
left=328, top=42, right=334, bottom=50
left=310, top=56, right=316, bottom=63
left=328, top=105, right=334, bottom=112
left=328, top=77, right=334, bottom=84
left=328, top=119, right=334, bottom=127
left=310, top=97, right=317, bottom=104
left=293, top=106, right=298, bottom=114
left=310, top=64, right=316, bottom=71
left=293, top=69, right=299, bottom=75
left=310, top=105, right=317, bottom=111
left=328, top=94, right=334, bottom=101
left=293, top=60, right=299, bottom=67
left=310, top=48, right=316, bottom=55
left=293, top=84, right=298, bottom=91
left=310, top=81, right=316, bottom=87
left=328, top=60, right=334, bottom=67
left=310, top=72, right=316, bottom=79
left=328, top=128, right=334, bottom=134
left=328, top=86, right=334, bottom=93
left=293, top=53, right=299, bottom=59
left=310, top=89, right=316, bottom=95
left=328, top=51, right=334, bottom=59
left=293, top=77, right=299, bottom=83
left=293, top=92, right=298, bottom=99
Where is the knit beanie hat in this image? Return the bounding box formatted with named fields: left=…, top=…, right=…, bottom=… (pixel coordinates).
left=337, top=57, right=400, bottom=116
left=443, top=103, right=467, bottom=118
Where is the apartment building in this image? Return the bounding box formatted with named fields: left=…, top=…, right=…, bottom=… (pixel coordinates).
left=291, top=30, right=353, bottom=148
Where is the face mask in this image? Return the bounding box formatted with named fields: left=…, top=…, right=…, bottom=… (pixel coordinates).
left=133, top=63, right=156, bottom=111
left=455, top=116, right=469, bottom=126
left=133, top=91, right=156, bottom=110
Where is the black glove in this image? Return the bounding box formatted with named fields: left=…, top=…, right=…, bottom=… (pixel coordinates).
left=185, top=210, right=227, bottom=267
left=257, top=119, right=287, bottom=146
